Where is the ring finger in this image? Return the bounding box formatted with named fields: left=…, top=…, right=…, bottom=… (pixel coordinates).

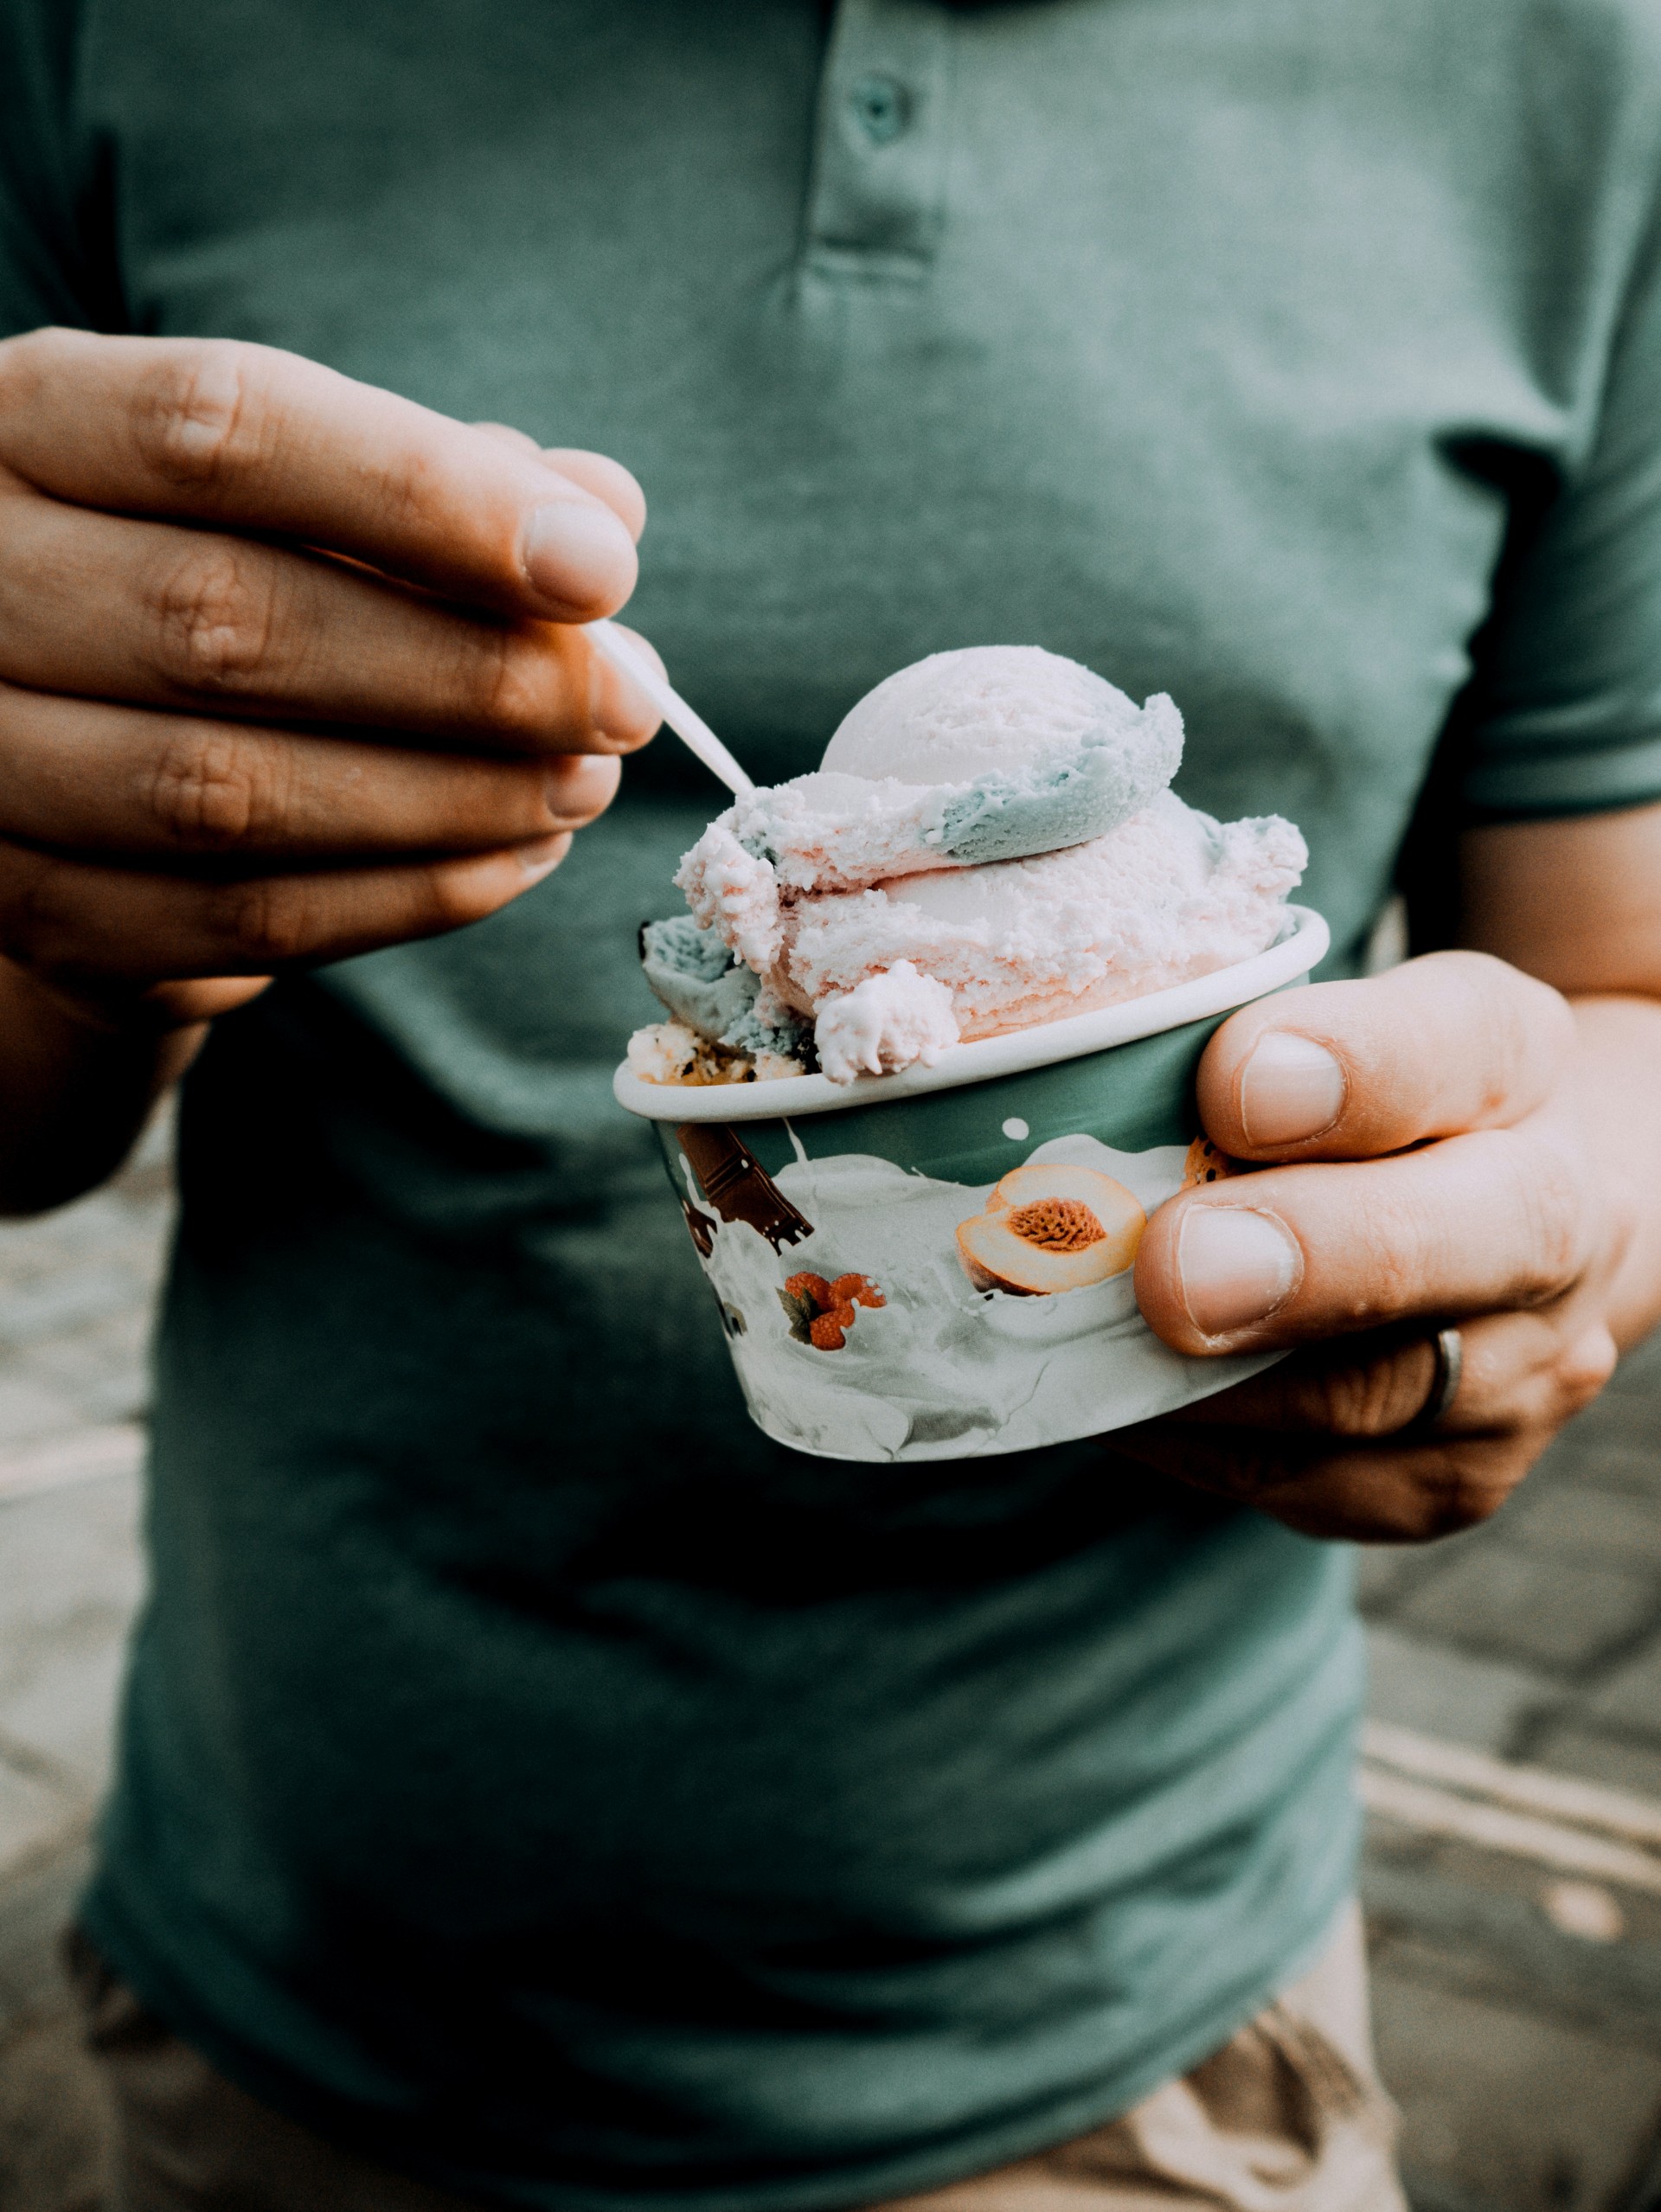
left=1162, top=1301, right=1617, bottom=1441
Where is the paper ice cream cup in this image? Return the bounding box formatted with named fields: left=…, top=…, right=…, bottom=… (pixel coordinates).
left=612, top=907, right=1330, bottom=1465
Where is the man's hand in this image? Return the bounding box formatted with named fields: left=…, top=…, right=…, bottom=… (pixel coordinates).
left=1120, top=800, right=1661, bottom=1546
left=1120, top=949, right=1625, bottom=1541
left=0, top=327, right=657, bottom=1032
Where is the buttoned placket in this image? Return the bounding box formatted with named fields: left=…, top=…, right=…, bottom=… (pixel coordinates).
left=801, top=0, right=953, bottom=283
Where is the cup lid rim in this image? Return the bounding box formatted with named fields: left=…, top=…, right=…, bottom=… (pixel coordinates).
left=612, top=905, right=1330, bottom=1125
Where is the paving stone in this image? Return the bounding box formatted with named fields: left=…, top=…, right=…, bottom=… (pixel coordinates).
left=0, top=1998, right=112, bottom=2212
left=1363, top=1845, right=1661, bottom=2050
left=1550, top=1391, right=1661, bottom=1471
left=1365, top=1626, right=1558, bottom=1754
left=0, top=1490, right=143, bottom=1805
left=1610, top=1325, right=1661, bottom=1391
left=1357, top=1497, right=1530, bottom=1617
left=0, top=1638, right=130, bottom=1799
left=0, top=1834, right=109, bottom=2212
left=0, top=1838, right=92, bottom=2039
left=20, top=1296, right=154, bottom=1362
left=1390, top=1541, right=1660, bottom=1674
left=1499, top=1481, right=1661, bottom=1574
left=0, top=1215, right=157, bottom=1289
left=0, top=1267, right=151, bottom=1354
left=1584, top=1630, right=1661, bottom=1747
left=1370, top=1959, right=1661, bottom=2212
left=1549, top=1445, right=1661, bottom=1510
left=1356, top=1546, right=1434, bottom=1615
left=0, top=1478, right=145, bottom=1659
left=0, top=1768, right=77, bottom=1889
left=1528, top=1723, right=1661, bottom=1803
left=0, top=1381, right=87, bottom=1454
left=10, top=1327, right=151, bottom=1427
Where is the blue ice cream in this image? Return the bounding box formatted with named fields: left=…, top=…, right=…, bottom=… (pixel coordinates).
left=639, top=917, right=815, bottom=1066
left=690, top=647, right=1184, bottom=901
left=818, top=644, right=1182, bottom=868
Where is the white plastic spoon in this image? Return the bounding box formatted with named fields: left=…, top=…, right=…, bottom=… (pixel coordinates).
left=586, top=619, right=754, bottom=798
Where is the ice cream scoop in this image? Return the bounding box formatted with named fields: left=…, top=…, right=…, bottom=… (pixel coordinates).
left=820, top=645, right=1182, bottom=868
left=689, top=649, right=1183, bottom=913
left=777, top=793, right=1305, bottom=1074
left=638, top=645, right=1306, bottom=1087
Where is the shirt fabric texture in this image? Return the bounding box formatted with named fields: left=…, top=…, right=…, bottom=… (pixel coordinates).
left=3, top=3, right=1661, bottom=2208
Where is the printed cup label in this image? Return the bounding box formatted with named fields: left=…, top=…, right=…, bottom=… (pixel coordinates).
left=674, top=1123, right=1279, bottom=1464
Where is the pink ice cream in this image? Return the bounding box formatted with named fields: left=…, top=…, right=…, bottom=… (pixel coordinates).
left=645, top=647, right=1306, bottom=1086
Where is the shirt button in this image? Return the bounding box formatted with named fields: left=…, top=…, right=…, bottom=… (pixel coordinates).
left=849, top=74, right=911, bottom=145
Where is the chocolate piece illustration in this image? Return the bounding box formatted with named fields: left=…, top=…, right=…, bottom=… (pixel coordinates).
left=677, top=1124, right=812, bottom=1251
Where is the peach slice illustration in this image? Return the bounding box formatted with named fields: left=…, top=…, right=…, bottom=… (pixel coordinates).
left=959, top=1164, right=1145, bottom=1296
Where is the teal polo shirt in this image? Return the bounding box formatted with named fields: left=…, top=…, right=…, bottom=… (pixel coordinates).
left=5, top=3, right=1661, bottom=2206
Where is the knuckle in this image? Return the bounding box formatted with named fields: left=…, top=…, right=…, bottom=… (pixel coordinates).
left=215, top=875, right=317, bottom=965
left=1472, top=962, right=1540, bottom=1119
left=1509, top=1131, right=1596, bottom=1300
left=132, top=340, right=266, bottom=490
left=1397, top=1454, right=1512, bottom=1542
left=476, top=627, right=555, bottom=742
left=0, top=324, right=72, bottom=415
left=1418, top=1476, right=1502, bottom=1540
left=1435, top=950, right=1574, bottom=1112
left=1388, top=1426, right=1542, bottom=1543
left=0, top=330, right=43, bottom=422
left=1337, top=1206, right=1426, bottom=1330
left=146, top=728, right=276, bottom=850
left=1342, top=1347, right=1435, bottom=1437
left=561, top=760, right=619, bottom=831
left=1519, top=968, right=1577, bottom=1068
left=373, top=438, right=451, bottom=552
left=1552, top=1326, right=1618, bottom=1420
left=0, top=849, right=74, bottom=968
left=148, top=542, right=279, bottom=695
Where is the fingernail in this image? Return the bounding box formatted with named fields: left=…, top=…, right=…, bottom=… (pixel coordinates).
left=521, top=500, right=636, bottom=614
left=546, top=760, right=623, bottom=831
left=1177, top=1207, right=1301, bottom=1337
left=516, top=832, right=569, bottom=882
left=1238, top=1032, right=1347, bottom=1146
left=545, top=756, right=619, bottom=820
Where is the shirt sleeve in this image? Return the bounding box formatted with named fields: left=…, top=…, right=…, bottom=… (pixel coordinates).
left=0, top=0, right=119, bottom=341
left=1462, top=185, right=1661, bottom=820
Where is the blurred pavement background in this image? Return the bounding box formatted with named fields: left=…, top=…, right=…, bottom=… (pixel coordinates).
left=3, top=1121, right=1661, bottom=2211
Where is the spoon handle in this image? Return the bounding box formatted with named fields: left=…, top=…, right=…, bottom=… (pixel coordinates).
left=586, top=619, right=755, bottom=798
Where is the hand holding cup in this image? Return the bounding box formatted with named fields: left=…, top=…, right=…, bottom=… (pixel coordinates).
left=1124, top=950, right=1625, bottom=1541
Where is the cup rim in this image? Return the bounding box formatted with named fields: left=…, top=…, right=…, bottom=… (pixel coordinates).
left=613, top=906, right=1330, bottom=1125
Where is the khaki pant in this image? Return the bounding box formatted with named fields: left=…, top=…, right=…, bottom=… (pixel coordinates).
left=70, top=1908, right=1404, bottom=2212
